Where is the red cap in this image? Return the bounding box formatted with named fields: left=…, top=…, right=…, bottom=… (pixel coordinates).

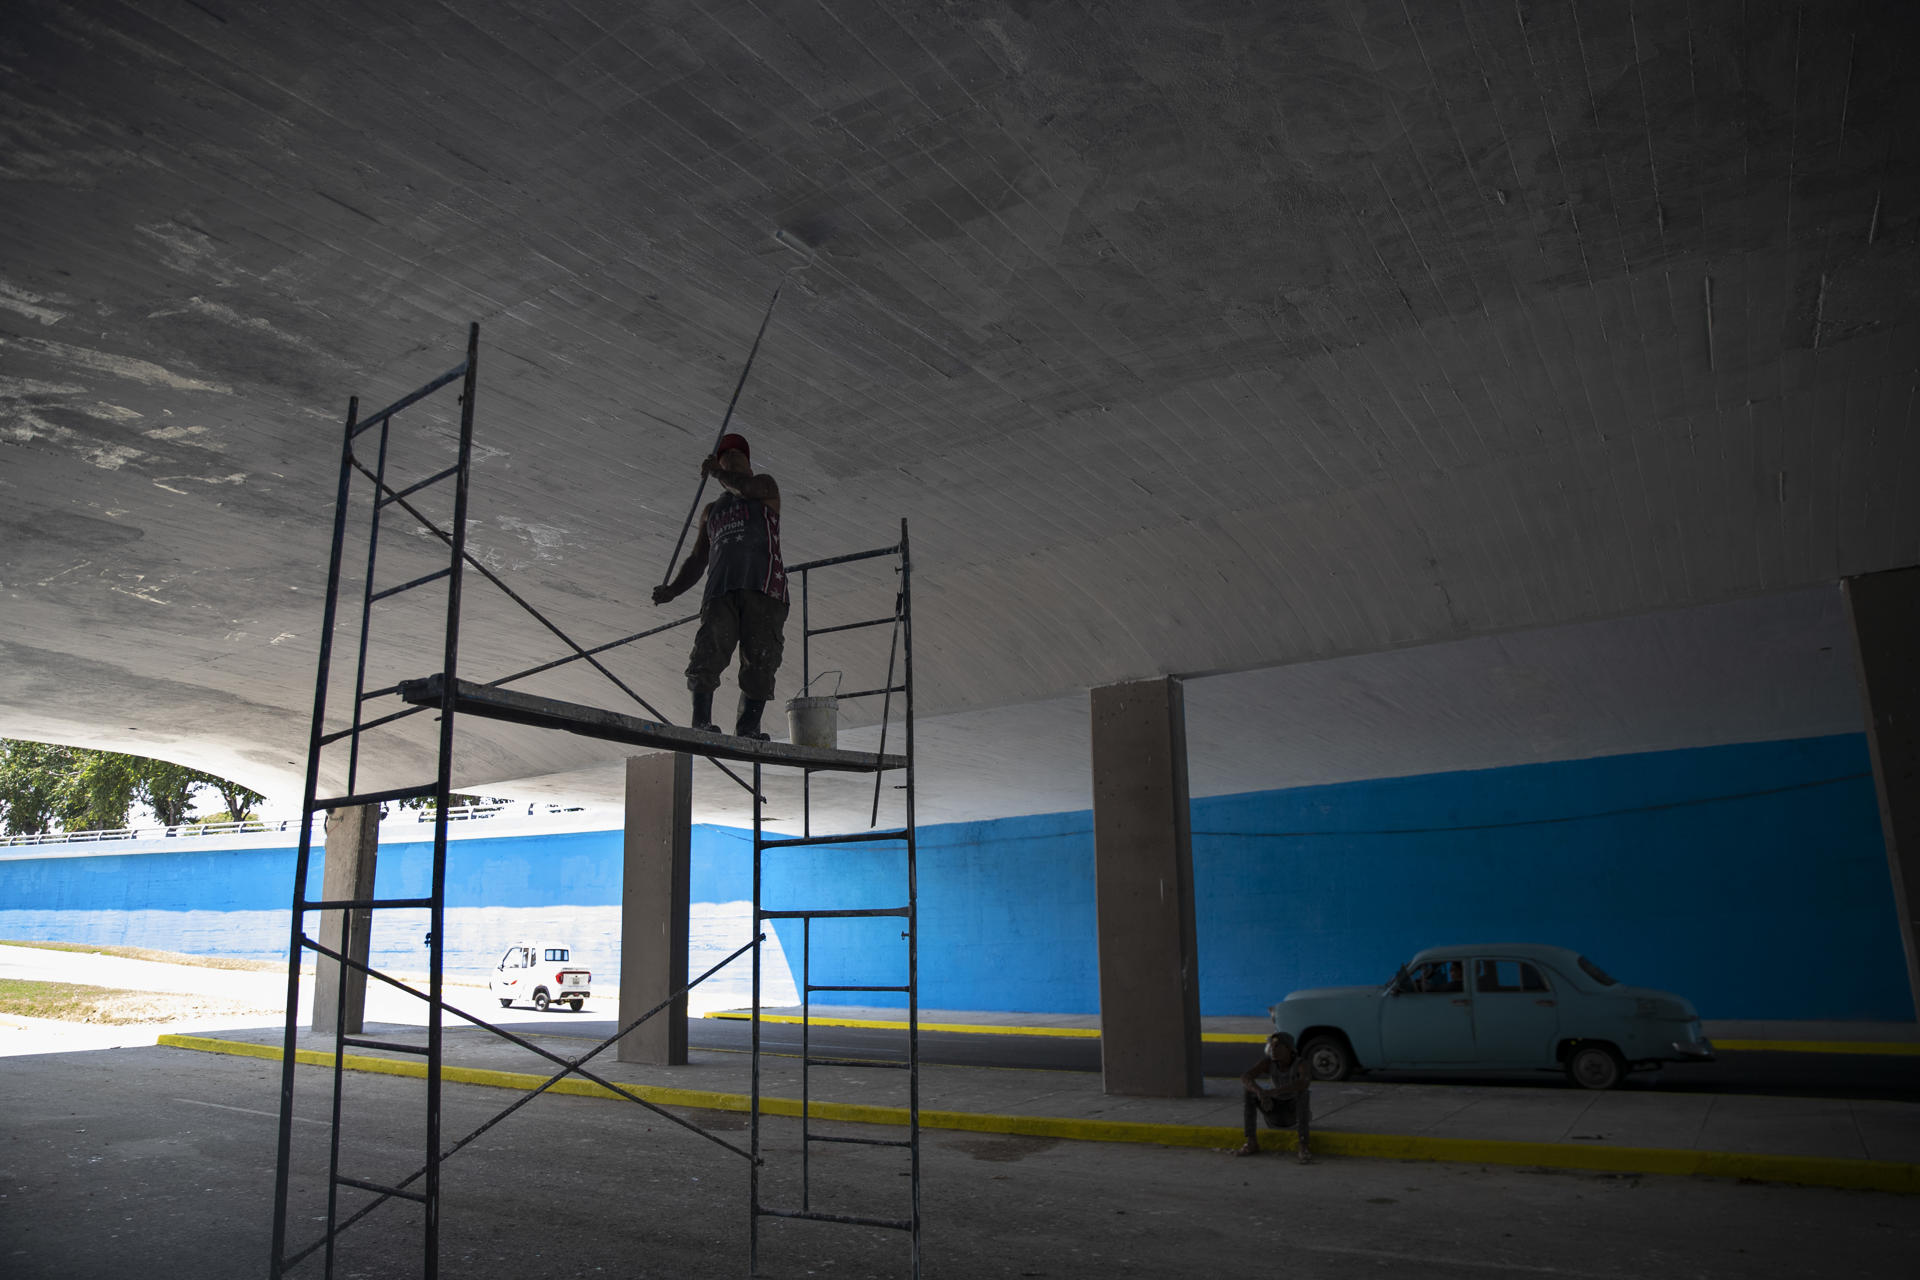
left=714, top=433, right=750, bottom=461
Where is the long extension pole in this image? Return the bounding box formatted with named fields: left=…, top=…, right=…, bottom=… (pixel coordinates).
left=658, top=276, right=790, bottom=587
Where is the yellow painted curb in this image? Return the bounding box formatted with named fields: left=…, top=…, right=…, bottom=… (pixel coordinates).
left=701, top=1011, right=1269, bottom=1044
left=704, top=1011, right=1098, bottom=1038
left=1715, top=1038, right=1920, bottom=1057
left=158, top=1034, right=1920, bottom=1194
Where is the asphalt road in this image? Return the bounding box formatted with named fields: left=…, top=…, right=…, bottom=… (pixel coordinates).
left=12, top=1043, right=1912, bottom=1280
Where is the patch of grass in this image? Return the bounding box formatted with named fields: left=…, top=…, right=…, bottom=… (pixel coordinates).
left=0, top=977, right=279, bottom=1025
left=0, top=940, right=287, bottom=971
left=0, top=978, right=141, bottom=1021
left=0, top=940, right=487, bottom=990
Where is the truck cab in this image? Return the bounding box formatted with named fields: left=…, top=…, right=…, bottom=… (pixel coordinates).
left=489, top=942, right=590, bottom=1012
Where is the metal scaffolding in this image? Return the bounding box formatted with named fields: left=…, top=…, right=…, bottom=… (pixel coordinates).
left=750, top=535, right=921, bottom=1276
left=269, top=324, right=921, bottom=1277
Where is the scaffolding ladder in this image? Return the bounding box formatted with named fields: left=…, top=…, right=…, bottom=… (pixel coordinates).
left=268, top=323, right=922, bottom=1278
left=750, top=535, right=921, bottom=1275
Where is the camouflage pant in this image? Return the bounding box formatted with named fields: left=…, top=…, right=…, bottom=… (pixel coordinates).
left=1244, top=1090, right=1311, bottom=1150
left=686, top=588, right=788, bottom=700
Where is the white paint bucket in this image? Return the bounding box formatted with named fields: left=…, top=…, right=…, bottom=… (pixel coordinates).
left=786, top=695, right=837, bottom=749
left=786, top=670, right=841, bottom=749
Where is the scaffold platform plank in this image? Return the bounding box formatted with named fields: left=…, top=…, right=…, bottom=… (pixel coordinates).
left=396, top=675, right=906, bottom=773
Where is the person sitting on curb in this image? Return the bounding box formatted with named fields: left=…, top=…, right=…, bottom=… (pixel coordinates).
left=1236, top=1031, right=1313, bottom=1163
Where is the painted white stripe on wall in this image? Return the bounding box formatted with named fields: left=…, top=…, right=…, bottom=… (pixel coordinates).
left=0, top=900, right=797, bottom=1017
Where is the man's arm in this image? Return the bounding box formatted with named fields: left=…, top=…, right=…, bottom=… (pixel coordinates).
left=652, top=514, right=711, bottom=605
left=703, top=458, right=781, bottom=515
left=1240, top=1057, right=1273, bottom=1096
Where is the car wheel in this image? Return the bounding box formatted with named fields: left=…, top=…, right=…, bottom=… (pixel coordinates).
left=533, top=990, right=551, bottom=1012
left=498, top=998, right=511, bottom=1008
left=1299, top=1034, right=1355, bottom=1082
left=1565, top=1042, right=1626, bottom=1090
left=568, top=999, right=583, bottom=1012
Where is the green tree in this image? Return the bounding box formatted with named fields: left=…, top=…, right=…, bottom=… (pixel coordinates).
left=60, top=750, right=142, bottom=831
left=0, top=740, right=77, bottom=836
left=140, top=759, right=202, bottom=827
left=206, top=775, right=267, bottom=823
left=0, top=738, right=271, bottom=833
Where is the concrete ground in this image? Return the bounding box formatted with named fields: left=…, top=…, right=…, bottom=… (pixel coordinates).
left=3, top=946, right=1918, bottom=1277
left=5, top=1042, right=1920, bottom=1280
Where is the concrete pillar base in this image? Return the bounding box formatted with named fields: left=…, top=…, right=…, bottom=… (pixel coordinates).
left=1091, top=677, right=1203, bottom=1097
left=618, top=751, right=692, bottom=1066
left=1844, top=566, right=1920, bottom=1020
left=312, top=804, right=378, bottom=1036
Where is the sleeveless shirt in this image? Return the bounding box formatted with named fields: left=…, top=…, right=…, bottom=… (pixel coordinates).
left=702, top=491, right=788, bottom=604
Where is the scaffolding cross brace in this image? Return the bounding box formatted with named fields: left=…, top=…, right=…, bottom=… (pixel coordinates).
left=270, top=324, right=923, bottom=1279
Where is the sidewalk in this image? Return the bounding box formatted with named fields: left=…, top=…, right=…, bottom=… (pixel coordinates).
left=159, top=1002, right=1920, bottom=1196
left=720, top=1003, right=1920, bottom=1053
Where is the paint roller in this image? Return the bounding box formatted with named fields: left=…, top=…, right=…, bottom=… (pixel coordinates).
left=658, top=228, right=815, bottom=586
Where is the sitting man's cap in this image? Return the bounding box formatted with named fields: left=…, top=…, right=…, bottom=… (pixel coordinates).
left=1268, top=1031, right=1295, bottom=1051
left=715, top=432, right=751, bottom=460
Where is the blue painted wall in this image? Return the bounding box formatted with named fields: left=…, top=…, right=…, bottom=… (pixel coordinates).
left=0, top=843, right=306, bottom=914
left=1, top=734, right=1904, bottom=1020
left=759, top=809, right=1096, bottom=1013
left=359, top=824, right=753, bottom=910
left=0, top=825, right=757, bottom=989
left=1189, top=733, right=1898, bottom=1021
left=763, top=733, right=1906, bottom=1021
left=0, top=825, right=752, bottom=919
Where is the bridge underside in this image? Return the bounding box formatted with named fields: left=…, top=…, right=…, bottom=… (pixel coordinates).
left=0, top=2, right=1915, bottom=828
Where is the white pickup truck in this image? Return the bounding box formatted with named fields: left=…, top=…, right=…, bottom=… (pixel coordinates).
left=489, top=942, right=591, bottom=1012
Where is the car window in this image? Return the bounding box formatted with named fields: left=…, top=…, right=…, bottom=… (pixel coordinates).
left=1403, top=959, right=1464, bottom=993
left=1577, top=955, right=1619, bottom=986
left=498, top=947, right=519, bottom=967
left=1475, top=959, right=1552, bottom=993
left=544, top=948, right=568, bottom=962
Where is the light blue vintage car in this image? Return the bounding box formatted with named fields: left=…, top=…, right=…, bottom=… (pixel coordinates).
left=1270, top=943, right=1714, bottom=1089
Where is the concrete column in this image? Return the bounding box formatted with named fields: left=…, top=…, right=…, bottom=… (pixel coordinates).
left=1091, top=677, right=1203, bottom=1097
left=618, top=751, right=693, bottom=1066
left=312, top=804, right=378, bottom=1035
left=1843, top=566, right=1920, bottom=1020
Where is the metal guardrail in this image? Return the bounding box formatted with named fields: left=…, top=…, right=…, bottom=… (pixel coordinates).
left=0, top=818, right=317, bottom=847
left=0, top=802, right=588, bottom=848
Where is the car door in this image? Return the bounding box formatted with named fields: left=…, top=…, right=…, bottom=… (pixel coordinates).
left=1470, top=957, right=1560, bottom=1067
left=491, top=945, right=526, bottom=998
left=1378, top=959, right=1476, bottom=1064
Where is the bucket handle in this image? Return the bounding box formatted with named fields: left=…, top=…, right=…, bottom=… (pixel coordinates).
left=802, top=669, right=843, bottom=698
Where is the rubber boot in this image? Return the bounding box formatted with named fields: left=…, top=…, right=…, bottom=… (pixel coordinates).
left=734, top=697, right=771, bottom=742
left=691, top=689, right=721, bottom=734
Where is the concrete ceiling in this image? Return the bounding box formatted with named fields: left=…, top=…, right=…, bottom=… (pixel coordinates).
left=1, top=2, right=1914, bottom=829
